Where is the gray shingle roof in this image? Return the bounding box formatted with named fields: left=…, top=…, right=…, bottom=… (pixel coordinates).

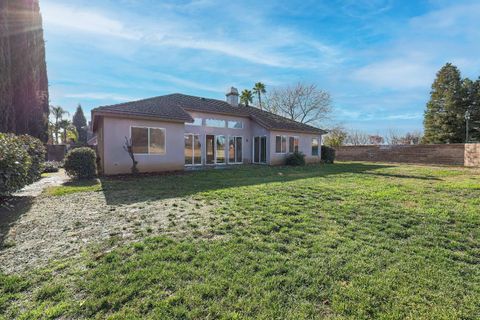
left=93, top=93, right=326, bottom=134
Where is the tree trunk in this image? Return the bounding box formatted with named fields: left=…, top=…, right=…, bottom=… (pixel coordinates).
left=0, top=2, right=14, bottom=132
left=7, top=0, right=49, bottom=142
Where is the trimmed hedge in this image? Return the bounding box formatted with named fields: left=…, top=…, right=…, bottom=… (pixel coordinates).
left=0, top=133, right=41, bottom=196
left=18, top=135, right=46, bottom=183
left=321, top=145, right=336, bottom=164
left=64, top=147, right=97, bottom=179
left=43, top=161, right=62, bottom=173
left=285, top=151, right=306, bottom=166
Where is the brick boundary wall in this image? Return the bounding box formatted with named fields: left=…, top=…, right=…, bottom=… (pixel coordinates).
left=334, top=144, right=480, bottom=167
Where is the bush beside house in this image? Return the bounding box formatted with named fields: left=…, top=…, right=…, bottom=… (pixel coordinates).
left=64, top=147, right=97, bottom=179
left=0, top=133, right=46, bottom=196
left=285, top=151, right=306, bottom=166
left=321, top=146, right=336, bottom=163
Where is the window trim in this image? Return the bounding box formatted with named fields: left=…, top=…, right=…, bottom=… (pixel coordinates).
left=186, top=118, right=203, bottom=126
left=289, top=136, right=300, bottom=153
left=275, top=135, right=288, bottom=154
left=311, top=137, right=319, bottom=156
left=215, top=135, right=227, bottom=165
left=184, top=133, right=202, bottom=166
left=130, top=126, right=166, bottom=155
left=205, top=118, right=226, bottom=128
left=227, top=120, right=244, bottom=129
left=252, top=135, right=268, bottom=164
left=228, top=135, right=243, bottom=164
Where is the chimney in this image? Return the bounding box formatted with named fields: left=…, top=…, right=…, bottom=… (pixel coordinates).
left=226, top=87, right=239, bottom=107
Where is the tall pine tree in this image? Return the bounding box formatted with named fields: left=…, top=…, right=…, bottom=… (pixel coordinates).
left=467, top=78, right=480, bottom=142
left=2, top=0, right=49, bottom=142
left=72, top=104, right=87, bottom=144
left=0, top=2, right=14, bottom=132
left=423, top=63, right=466, bottom=143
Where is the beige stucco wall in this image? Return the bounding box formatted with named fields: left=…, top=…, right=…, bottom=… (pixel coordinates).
left=97, top=111, right=325, bottom=173
left=102, top=116, right=185, bottom=175
left=269, top=130, right=322, bottom=165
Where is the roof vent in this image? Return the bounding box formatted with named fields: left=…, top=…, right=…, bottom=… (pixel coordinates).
left=226, top=87, right=239, bottom=107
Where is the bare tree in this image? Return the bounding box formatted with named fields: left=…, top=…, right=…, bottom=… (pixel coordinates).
left=369, top=135, right=384, bottom=145
left=401, top=131, right=423, bottom=145
left=385, top=128, right=403, bottom=145
left=123, top=137, right=139, bottom=174
left=345, top=130, right=370, bottom=145
left=323, top=126, right=348, bottom=147
left=264, top=82, right=332, bottom=126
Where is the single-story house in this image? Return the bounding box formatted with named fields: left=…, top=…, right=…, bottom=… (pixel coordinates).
left=91, top=87, right=327, bottom=175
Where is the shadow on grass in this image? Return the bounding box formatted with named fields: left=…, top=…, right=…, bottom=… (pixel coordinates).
left=0, top=196, right=34, bottom=249
left=360, top=172, right=442, bottom=181
left=99, top=163, right=395, bottom=206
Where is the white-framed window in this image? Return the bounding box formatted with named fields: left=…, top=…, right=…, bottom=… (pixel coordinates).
left=275, top=135, right=287, bottom=153
left=216, top=135, right=226, bottom=163
left=185, top=133, right=202, bottom=165
left=227, top=120, right=243, bottom=129
left=228, top=136, right=243, bottom=163
left=206, top=119, right=226, bottom=128
left=312, top=137, right=319, bottom=156
left=131, top=126, right=166, bottom=154
left=289, top=136, right=299, bottom=153
left=187, top=118, right=202, bottom=126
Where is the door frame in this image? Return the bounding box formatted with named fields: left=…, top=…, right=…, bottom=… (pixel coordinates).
left=184, top=133, right=202, bottom=166
left=228, top=135, right=243, bottom=164
left=252, top=135, right=267, bottom=164
left=206, top=134, right=227, bottom=165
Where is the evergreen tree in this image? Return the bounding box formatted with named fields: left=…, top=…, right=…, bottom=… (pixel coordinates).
left=7, top=0, right=49, bottom=142
left=72, top=104, right=87, bottom=144
left=423, top=63, right=466, bottom=143
left=467, top=78, right=480, bottom=141
left=0, top=2, right=14, bottom=132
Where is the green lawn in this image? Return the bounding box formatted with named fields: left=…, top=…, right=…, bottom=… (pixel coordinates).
left=1, top=163, right=480, bottom=319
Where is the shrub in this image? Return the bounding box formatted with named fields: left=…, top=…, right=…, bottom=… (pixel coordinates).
left=285, top=151, right=306, bottom=166
left=43, top=161, right=62, bottom=173
left=64, top=147, right=97, bottom=179
left=0, top=133, right=32, bottom=196
left=18, top=135, right=46, bottom=183
left=321, top=145, right=336, bottom=164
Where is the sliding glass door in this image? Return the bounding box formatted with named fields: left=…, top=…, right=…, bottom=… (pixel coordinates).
left=205, top=134, right=226, bottom=165
left=216, top=135, right=226, bottom=164
left=253, top=136, right=267, bottom=164
left=228, top=136, right=243, bottom=164
left=185, top=134, right=202, bottom=165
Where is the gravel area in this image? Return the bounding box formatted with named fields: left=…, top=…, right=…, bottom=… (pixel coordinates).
left=0, top=188, right=217, bottom=273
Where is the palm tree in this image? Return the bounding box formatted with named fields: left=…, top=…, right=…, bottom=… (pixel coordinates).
left=49, top=105, right=69, bottom=144
left=253, top=82, right=266, bottom=110
left=59, top=119, right=77, bottom=144
left=240, top=89, right=253, bottom=107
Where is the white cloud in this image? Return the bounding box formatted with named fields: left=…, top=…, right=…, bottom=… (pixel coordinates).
left=63, top=93, right=139, bottom=102
left=352, top=59, right=436, bottom=89
left=41, top=2, right=141, bottom=40
left=41, top=1, right=342, bottom=69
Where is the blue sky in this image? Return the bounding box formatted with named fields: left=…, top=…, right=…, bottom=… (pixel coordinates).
left=41, top=0, right=480, bottom=134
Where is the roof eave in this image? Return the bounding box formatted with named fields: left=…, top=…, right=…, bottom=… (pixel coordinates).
left=91, top=110, right=193, bottom=130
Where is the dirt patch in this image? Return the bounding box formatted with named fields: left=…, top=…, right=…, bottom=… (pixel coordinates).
left=0, top=190, right=218, bottom=273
